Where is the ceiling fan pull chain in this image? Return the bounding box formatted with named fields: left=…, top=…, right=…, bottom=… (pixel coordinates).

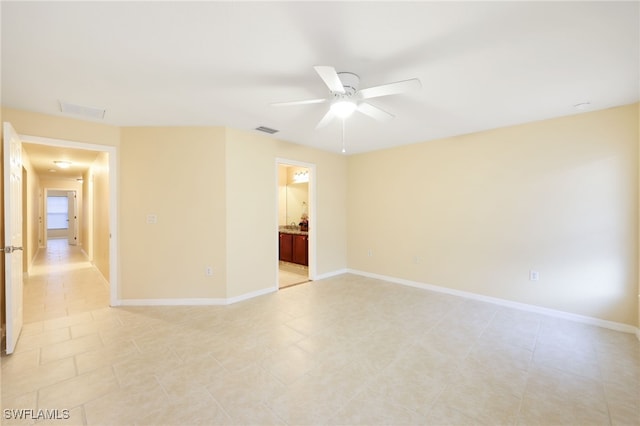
left=342, top=119, right=347, bottom=154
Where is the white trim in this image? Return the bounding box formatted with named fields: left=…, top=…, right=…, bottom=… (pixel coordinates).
left=348, top=269, right=640, bottom=335
left=119, top=298, right=227, bottom=306
left=80, top=247, right=90, bottom=261
left=226, top=286, right=277, bottom=304
left=118, top=286, right=276, bottom=307
left=18, top=134, right=111, bottom=153
left=315, top=268, right=349, bottom=281
left=29, top=246, right=42, bottom=275
left=19, top=134, right=118, bottom=307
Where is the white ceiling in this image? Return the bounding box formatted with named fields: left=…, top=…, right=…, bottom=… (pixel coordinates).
left=2, top=1, right=639, bottom=155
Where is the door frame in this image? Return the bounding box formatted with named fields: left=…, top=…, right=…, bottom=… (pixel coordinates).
left=67, top=190, right=78, bottom=246
left=18, top=134, right=118, bottom=306
left=275, top=158, right=317, bottom=287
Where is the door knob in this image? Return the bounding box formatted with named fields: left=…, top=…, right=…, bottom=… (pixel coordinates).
left=1, top=246, right=23, bottom=253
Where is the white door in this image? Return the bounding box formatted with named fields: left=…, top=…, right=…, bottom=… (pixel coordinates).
left=67, top=191, right=78, bottom=246
left=3, top=122, right=24, bottom=354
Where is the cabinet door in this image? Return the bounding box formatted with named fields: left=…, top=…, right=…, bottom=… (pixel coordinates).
left=279, top=233, right=293, bottom=262
left=292, top=234, right=308, bottom=266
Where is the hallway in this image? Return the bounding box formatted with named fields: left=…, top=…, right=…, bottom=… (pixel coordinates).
left=23, top=239, right=110, bottom=324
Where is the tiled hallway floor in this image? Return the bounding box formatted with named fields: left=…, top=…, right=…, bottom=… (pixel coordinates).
left=2, top=241, right=639, bottom=425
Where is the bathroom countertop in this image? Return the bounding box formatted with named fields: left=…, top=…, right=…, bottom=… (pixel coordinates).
left=279, top=227, right=309, bottom=235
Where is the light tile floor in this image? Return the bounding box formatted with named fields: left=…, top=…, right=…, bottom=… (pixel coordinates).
left=279, top=262, right=309, bottom=289
left=2, top=240, right=639, bottom=425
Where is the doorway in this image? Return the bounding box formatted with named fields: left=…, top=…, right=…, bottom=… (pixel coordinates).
left=276, top=159, right=316, bottom=289
left=44, top=190, right=78, bottom=246
left=18, top=134, right=118, bottom=306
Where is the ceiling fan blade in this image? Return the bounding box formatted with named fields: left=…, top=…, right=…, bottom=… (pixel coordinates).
left=315, top=109, right=336, bottom=128
left=358, top=78, right=421, bottom=100
left=357, top=102, right=394, bottom=122
left=271, top=98, right=327, bottom=107
left=314, top=66, right=345, bottom=94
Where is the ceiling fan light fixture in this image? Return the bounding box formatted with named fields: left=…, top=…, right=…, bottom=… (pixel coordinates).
left=330, top=99, right=357, bottom=118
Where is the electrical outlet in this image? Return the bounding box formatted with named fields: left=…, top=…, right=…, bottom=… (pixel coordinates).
left=529, top=270, right=539, bottom=281
left=146, top=214, right=157, bottom=224
left=205, top=266, right=213, bottom=277
left=368, top=249, right=374, bottom=257
left=413, top=256, right=421, bottom=264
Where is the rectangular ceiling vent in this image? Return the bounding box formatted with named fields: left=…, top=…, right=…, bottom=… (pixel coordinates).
left=59, top=100, right=106, bottom=120
left=255, top=126, right=279, bottom=134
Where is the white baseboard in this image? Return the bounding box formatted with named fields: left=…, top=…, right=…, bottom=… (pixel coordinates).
left=117, top=286, right=277, bottom=307
left=117, top=297, right=227, bottom=306
left=226, top=286, right=277, bottom=304
left=347, top=269, right=640, bottom=336
left=80, top=247, right=90, bottom=261
left=28, top=246, right=42, bottom=276
left=314, top=268, right=349, bottom=281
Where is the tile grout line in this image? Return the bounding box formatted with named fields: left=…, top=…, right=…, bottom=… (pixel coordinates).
left=514, top=316, right=544, bottom=424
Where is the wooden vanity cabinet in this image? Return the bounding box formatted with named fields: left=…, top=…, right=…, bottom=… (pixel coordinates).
left=292, top=234, right=308, bottom=266
left=279, top=232, right=308, bottom=266
left=279, top=232, right=293, bottom=263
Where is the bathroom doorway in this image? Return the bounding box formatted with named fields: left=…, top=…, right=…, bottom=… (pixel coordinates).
left=276, top=159, right=316, bottom=289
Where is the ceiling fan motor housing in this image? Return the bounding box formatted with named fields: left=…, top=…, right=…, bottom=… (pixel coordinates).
left=337, top=72, right=359, bottom=96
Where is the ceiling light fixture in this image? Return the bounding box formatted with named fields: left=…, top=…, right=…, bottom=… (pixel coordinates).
left=54, top=160, right=72, bottom=169
left=293, top=170, right=309, bottom=183
left=330, top=98, right=357, bottom=119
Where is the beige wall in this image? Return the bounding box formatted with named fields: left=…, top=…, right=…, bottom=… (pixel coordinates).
left=2, top=105, right=638, bottom=329
left=21, top=151, right=41, bottom=272
left=120, top=127, right=227, bottom=299
left=82, top=168, right=93, bottom=259
left=1, top=108, right=348, bottom=303
left=348, top=103, right=639, bottom=326
left=2, top=108, right=120, bottom=147
left=91, top=152, right=110, bottom=281
left=225, top=128, right=348, bottom=298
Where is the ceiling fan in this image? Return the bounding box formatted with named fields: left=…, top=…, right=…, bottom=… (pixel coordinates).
left=271, top=66, right=421, bottom=128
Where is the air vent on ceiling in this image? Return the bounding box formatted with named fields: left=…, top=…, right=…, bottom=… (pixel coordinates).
left=255, top=126, right=279, bottom=134
left=59, top=100, right=106, bottom=119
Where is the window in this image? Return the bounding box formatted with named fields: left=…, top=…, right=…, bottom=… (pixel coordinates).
left=47, top=196, right=68, bottom=230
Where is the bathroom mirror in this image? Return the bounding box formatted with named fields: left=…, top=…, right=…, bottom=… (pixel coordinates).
left=286, top=182, right=308, bottom=225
